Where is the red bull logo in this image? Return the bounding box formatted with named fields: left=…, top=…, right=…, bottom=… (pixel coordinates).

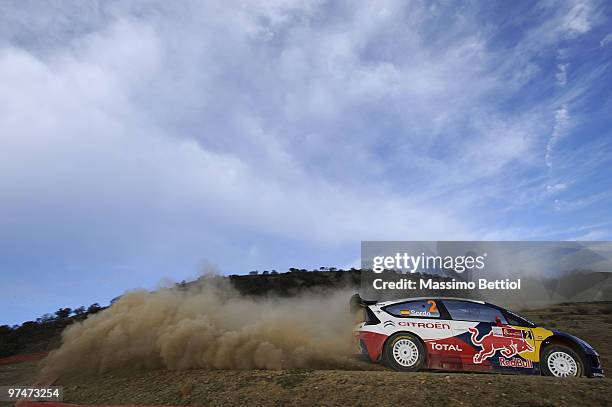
left=499, top=357, right=533, bottom=368
left=468, top=327, right=534, bottom=364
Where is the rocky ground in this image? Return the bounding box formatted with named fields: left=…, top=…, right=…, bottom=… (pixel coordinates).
left=60, top=368, right=612, bottom=407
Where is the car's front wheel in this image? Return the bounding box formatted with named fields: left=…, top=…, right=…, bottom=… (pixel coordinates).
left=541, top=345, right=584, bottom=378
left=382, top=333, right=426, bottom=372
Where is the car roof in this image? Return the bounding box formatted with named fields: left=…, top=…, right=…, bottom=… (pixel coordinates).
left=375, top=297, right=487, bottom=306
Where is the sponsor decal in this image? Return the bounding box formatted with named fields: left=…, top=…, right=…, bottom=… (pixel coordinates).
left=398, top=321, right=450, bottom=329
left=383, top=321, right=396, bottom=328
left=396, top=300, right=440, bottom=318
left=429, top=342, right=463, bottom=352
left=499, top=357, right=533, bottom=368
left=468, top=327, right=534, bottom=364
left=501, top=327, right=523, bottom=339
left=407, top=310, right=436, bottom=317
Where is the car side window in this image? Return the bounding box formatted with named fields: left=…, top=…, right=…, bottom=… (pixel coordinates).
left=504, top=310, right=536, bottom=328
left=443, top=300, right=507, bottom=324
left=384, top=300, right=441, bottom=318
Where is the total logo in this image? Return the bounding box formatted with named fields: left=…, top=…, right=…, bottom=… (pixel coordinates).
left=428, top=342, right=463, bottom=352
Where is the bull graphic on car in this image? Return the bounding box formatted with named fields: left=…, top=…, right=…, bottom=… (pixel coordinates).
left=351, top=294, right=604, bottom=378
left=468, top=326, right=534, bottom=364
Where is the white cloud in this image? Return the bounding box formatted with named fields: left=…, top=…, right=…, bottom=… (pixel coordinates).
left=562, top=0, right=594, bottom=37
left=556, top=63, right=569, bottom=86
left=0, top=1, right=602, bottom=256
left=546, top=183, right=568, bottom=196
left=601, top=32, right=612, bottom=47
left=553, top=193, right=604, bottom=212
left=1, top=5, right=483, bottom=259
left=545, top=104, right=571, bottom=168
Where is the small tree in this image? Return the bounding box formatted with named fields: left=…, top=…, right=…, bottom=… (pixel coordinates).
left=73, top=306, right=86, bottom=316
left=55, top=308, right=72, bottom=319
left=87, top=303, right=102, bottom=314
left=37, top=313, right=55, bottom=323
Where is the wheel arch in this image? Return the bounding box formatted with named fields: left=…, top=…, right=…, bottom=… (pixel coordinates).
left=540, top=335, right=584, bottom=357
left=540, top=335, right=589, bottom=375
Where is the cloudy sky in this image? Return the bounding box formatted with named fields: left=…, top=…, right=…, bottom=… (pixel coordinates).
left=1, top=0, right=612, bottom=325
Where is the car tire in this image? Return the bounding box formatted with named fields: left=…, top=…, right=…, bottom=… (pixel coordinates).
left=541, top=345, right=584, bottom=378
left=382, top=333, right=426, bottom=372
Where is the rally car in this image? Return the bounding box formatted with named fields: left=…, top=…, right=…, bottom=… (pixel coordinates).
left=351, top=295, right=604, bottom=378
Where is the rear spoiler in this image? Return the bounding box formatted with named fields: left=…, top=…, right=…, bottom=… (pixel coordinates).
left=350, top=293, right=378, bottom=312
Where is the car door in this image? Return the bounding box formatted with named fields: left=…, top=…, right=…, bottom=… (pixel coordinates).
left=439, top=300, right=487, bottom=370
left=441, top=300, right=537, bottom=373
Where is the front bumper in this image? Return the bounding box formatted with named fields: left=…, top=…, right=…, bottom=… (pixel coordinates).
left=587, top=354, right=604, bottom=378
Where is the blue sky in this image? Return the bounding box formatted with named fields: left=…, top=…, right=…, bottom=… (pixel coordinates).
left=1, top=0, right=612, bottom=325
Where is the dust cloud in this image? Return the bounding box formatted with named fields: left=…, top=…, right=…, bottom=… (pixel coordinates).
left=40, top=278, right=357, bottom=379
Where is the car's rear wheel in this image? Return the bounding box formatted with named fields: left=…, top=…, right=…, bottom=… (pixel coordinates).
left=541, top=345, right=584, bottom=378
left=382, top=333, right=426, bottom=372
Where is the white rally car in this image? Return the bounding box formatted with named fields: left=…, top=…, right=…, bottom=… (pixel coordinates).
left=351, top=294, right=603, bottom=377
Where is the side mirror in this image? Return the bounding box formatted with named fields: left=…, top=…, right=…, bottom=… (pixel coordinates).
left=495, top=316, right=503, bottom=327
